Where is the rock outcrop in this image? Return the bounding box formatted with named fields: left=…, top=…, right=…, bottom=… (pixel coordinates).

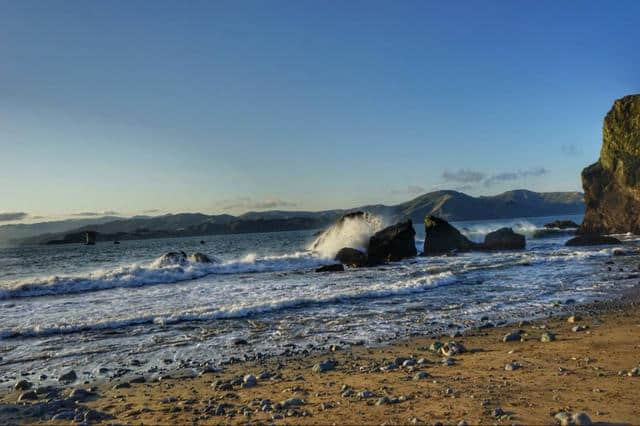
left=580, top=94, right=640, bottom=235
left=565, top=235, right=621, bottom=246
left=367, top=220, right=417, bottom=265
left=423, top=216, right=478, bottom=255
left=483, top=227, right=525, bottom=250
left=335, top=247, right=368, bottom=268
left=544, top=220, right=580, bottom=229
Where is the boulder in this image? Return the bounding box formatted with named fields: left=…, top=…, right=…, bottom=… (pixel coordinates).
left=482, top=227, right=525, bottom=250
left=188, top=252, right=215, bottom=263
left=334, top=248, right=367, bottom=268
left=565, top=234, right=621, bottom=246
left=423, top=216, right=478, bottom=255
left=366, top=220, right=417, bottom=265
left=544, top=220, right=580, bottom=229
left=580, top=94, right=640, bottom=234
left=156, top=251, right=188, bottom=266
left=315, top=264, right=344, bottom=273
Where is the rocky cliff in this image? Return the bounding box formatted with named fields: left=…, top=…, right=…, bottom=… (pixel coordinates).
left=581, top=94, right=640, bottom=234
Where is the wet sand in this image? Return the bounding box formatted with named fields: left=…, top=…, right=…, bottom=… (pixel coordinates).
left=2, top=291, right=640, bottom=425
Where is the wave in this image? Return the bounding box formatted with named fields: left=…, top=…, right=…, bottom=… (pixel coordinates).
left=0, top=271, right=456, bottom=339
left=0, top=251, right=326, bottom=300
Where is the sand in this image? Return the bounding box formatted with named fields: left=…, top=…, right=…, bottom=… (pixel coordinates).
left=2, top=295, right=640, bottom=425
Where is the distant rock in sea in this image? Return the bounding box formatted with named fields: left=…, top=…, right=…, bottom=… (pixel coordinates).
left=580, top=94, right=640, bottom=234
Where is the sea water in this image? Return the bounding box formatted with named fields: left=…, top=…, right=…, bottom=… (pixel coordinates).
left=0, top=214, right=637, bottom=387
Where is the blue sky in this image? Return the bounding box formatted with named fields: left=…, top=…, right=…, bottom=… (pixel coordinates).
left=1, top=1, right=639, bottom=221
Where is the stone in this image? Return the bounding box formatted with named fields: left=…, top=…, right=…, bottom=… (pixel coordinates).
left=502, top=330, right=522, bottom=342
left=423, top=216, right=479, bottom=255
left=189, top=252, right=215, bottom=263
left=572, top=325, right=587, bottom=332
left=554, top=412, right=572, bottom=426
left=315, top=264, right=344, bottom=273
left=312, top=360, right=337, bottom=373
left=14, top=380, right=32, bottom=391
left=545, top=220, right=580, bottom=229
left=68, top=388, right=95, bottom=401
left=413, top=372, right=430, bottom=381
left=366, top=220, right=417, bottom=265
left=440, top=341, right=466, bottom=357
left=572, top=412, right=592, bottom=426
left=566, top=234, right=621, bottom=246
left=243, top=374, right=257, bottom=388
left=482, top=227, right=526, bottom=250
left=58, top=370, right=77, bottom=383
left=505, top=362, right=521, bottom=371
left=156, top=251, right=188, bottom=266
left=580, top=94, right=640, bottom=235
left=51, top=410, right=75, bottom=421
left=334, top=248, right=367, bottom=268
left=429, top=341, right=444, bottom=352
left=376, top=396, right=391, bottom=406
left=567, top=315, right=581, bottom=323
left=357, top=390, right=375, bottom=399
left=540, top=332, right=556, bottom=342
left=280, top=398, right=304, bottom=409
left=18, top=390, right=38, bottom=401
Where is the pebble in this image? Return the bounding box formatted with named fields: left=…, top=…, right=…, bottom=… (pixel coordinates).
left=568, top=315, right=582, bottom=323
left=442, top=358, right=455, bottom=366
left=402, top=359, right=416, bottom=367
left=440, top=341, right=466, bottom=357
left=112, top=382, right=131, bottom=390
left=572, top=325, right=587, bottom=332
left=357, top=390, right=375, bottom=399
left=376, top=396, right=391, bottom=406
left=280, top=398, right=304, bottom=409
left=572, top=412, right=592, bottom=425
left=505, top=362, right=521, bottom=371
left=554, top=412, right=571, bottom=426
left=429, top=341, right=444, bottom=352
left=18, top=390, right=38, bottom=401
left=492, top=408, right=505, bottom=418
left=502, top=330, right=522, bottom=342
left=312, top=360, right=337, bottom=373
left=242, top=374, right=257, bottom=388
left=541, top=332, right=556, bottom=342
left=628, top=367, right=640, bottom=377
left=14, top=379, right=32, bottom=391
left=58, top=370, right=77, bottom=383
left=413, top=371, right=430, bottom=381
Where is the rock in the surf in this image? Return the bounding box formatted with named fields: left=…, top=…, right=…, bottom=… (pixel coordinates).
left=544, top=220, right=580, bottom=229
left=423, top=216, right=478, bottom=255
left=482, top=227, right=525, bottom=250
left=156, top=251, right=188, bottom=266
left=315, top=264, right=345, bottom=273
left=188, top=252, right=215, bottom=263
left=366, top=219, right=417, bottom=265
left=565, top=235, right=620, bottom=246
left=335, top=248, right=367, bottom=268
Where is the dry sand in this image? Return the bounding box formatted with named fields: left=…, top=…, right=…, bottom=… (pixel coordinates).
left=2, top=294, right=640, bottom=425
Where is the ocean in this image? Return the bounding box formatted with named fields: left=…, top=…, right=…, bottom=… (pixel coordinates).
left=0, top=214, right=637, bottom=388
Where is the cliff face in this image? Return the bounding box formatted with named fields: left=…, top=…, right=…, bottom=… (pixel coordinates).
left=581, top=94, right=640, bottom=234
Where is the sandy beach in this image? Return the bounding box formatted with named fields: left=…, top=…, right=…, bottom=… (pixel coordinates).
left=2, top=288, right=639, bottom=426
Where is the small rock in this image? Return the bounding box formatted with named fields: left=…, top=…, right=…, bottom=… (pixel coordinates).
left=312, top=360, right=337, bottom=373
left=442, top=358, right=455, bottom=366
left=402, top=359, right=416, bottom=367
left=243, top=374, right=257, bottom=388
left=572, top=325, right=587, bottom=332
left=51, top=410, right=75, bottom=421
left=505, top=362, right=521, bottom=371
left=628, top=367, right=640, bottom=376
left=357, top=390, right=375, bottom=399
left=541, top=332, right=556, bottom=342
left=376, top=396, right=391, bottom=406
left=14, top=380, right=32, bottom=391
left=112, top=382, right=131, bottom=390
left=18, top=390, right=38, bottom=401
left=58, top=370, right=77, bottom=383
left=492, top=408, right=505, bottom=418
left=413, top=371, right=430, bottom=381
left=280, top=398, right=304, bottom=409
left=572, top=412, right=592, bottom=426
left=429, top=341, right=444, bottom=352
left=502, top=330, right=521, bottom=342
left=568, top=315, right=581, bottom=323
left=440, top=341, right=466, bottom=357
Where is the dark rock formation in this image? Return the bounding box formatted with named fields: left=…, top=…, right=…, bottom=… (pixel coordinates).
left=483, top=227, right=525, bottom=250
left=188, top=252, right=215, bottom=263
left=423, top=216, right=478, bottom=255
left=157, top=251, right=188, bottom=266
left=565, top=234, right=620, bottom=246
left=580, top=94, right=640, bottom=234
left=367, top=220, right=417, bottom=265
left=315, top=264, right=345, bottom=273
left=544, top=220, right=580, bottom=229
left=334, top=247, right=367, bottom=268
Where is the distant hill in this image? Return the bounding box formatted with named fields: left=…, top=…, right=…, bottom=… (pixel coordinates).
left=6, top=189, right=584, bottom=246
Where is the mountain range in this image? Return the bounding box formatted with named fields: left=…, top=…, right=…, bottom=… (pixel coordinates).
left=3, top=189, right=585, bottom=246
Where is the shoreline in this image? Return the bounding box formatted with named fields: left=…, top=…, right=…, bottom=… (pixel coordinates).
left=2, top=286, right=640, bottom=424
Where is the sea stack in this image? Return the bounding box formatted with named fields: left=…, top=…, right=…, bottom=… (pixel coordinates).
left=580, top=94, right=640, bottom=234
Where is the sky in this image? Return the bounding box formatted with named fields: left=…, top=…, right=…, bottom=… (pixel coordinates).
left=1, top=1, right=639, bottom=222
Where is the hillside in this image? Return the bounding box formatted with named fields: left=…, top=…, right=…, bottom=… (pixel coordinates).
left=6, top=189, right=584, bottom=246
